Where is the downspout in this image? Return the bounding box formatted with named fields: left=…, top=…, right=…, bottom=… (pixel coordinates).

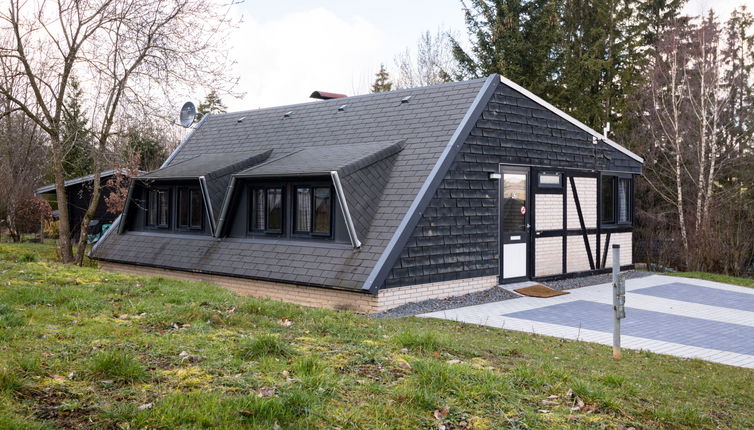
left=198, top=176, right=216, bottom=236
left=213, top=176, right=237, bottom=238
left=330, top=170, right=361, bottom=248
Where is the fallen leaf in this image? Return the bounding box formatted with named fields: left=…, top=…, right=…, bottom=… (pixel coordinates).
left=548, top=394, right=559, bottom=399
left=538, top=409, right=550, bottom=413
left=399, top=348, right=409, bottom=353
left=256, top=387, right=275, bottom=397
left=542, top=400, right=558, bottom=406
left=433, top=406, right=450, bottom=420
left=447, top=359, right=461, bottom=364
left=138, top=403, right=154, bottom=410
left=397, top=360, right=411, bottom=370
left=239, top=409, right=254, bottom=416
left=279, top=318, right=292, bottom=327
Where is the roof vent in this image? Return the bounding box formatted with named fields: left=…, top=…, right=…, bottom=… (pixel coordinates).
left=338, top=104, right=347, bottom=112
left=237, top=116, right=246, bottom=123
left=284, top=111, right=293, bottom=118
left=310, top=90, right=347, bottom=100
left=401, top=95, right=412, bottom=104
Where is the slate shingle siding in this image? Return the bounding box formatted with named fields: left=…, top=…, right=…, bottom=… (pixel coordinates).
left=383, top=83, right=641, bottom=288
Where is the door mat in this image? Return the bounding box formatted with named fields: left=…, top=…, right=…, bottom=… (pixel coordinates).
left=514, top=284, right=569, bottom=298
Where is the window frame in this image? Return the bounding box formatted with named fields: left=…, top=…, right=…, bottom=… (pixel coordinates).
left=600, top=174, right=633, bottom=227
left=248, top=185, right=285, bottom=235
left=248, top=181, right=334, bottom=240
left=291, top=184, right=333, bottom=238
left=146, top=187, right=170, bottom=229
left=175, top=186, right=204, bottom=231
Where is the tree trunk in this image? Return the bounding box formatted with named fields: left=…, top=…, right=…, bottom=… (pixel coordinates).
left=51, top=136, right=74, bottom=263
left=73, top=159, right=103, bottom=265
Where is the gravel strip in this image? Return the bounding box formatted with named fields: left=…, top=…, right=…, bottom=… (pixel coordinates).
left=545, top=270, right=654, bottom=291
left=369, top=287, right=519, bottom=319
left=370, top=271, right=657, bottom=318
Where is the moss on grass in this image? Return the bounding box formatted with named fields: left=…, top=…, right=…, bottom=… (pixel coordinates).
left=0, top=242, right=752, bottom=429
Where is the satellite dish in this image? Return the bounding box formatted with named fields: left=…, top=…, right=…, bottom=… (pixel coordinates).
left=179, top=101, right=196, bottom=128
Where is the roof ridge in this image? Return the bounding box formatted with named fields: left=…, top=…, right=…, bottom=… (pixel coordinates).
left=209, top=77, right=488, bottom=119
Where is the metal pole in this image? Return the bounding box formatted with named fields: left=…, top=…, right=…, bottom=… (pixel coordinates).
left=612, top=244, right=621, bottom=360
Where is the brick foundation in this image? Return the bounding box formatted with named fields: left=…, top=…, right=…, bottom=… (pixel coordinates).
left=98, top=261, right=498, bottom=314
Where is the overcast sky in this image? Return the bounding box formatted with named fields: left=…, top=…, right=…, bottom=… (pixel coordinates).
left=220, top=0, right=753, bottom=111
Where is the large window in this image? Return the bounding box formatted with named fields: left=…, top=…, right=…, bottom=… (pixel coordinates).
left=249, top=183, right=333, bottom=238
left=250, top=187, right=284, bottom=233
left=177, top=188, right=203, bottom=230
left=601, top=175, right=631, bottom=225
left=147, top=189, right=169, bottom=228
left=294, top=186, right=331, bottom=236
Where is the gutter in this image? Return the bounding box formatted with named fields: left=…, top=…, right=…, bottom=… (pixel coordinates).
left=213, top=176, right=237, bottom=238
left=198, top=175, right=216, bottom=235
left=330, top=170, right=361, bottom=248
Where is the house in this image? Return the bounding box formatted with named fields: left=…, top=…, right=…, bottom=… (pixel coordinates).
left=90, top=74, right=643, bottom=313
left=37, top=170, right=131, bottom=242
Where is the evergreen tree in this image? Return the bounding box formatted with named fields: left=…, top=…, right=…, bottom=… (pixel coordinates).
left=721, top=6, right=754, bottom=156
left=450, top=0, right=563, bottom=101
left=60, top=77, right=93, bottom=180
left=371, top=64, right=393, bottom=92
left=121, top=126, right=168, bottom=171
left=196, top=90, right=228, bottom=121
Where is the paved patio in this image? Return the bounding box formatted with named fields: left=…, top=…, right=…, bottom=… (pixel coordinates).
left=420, top=275, right=754, bottom=368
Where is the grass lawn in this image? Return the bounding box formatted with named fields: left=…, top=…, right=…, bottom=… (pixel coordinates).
left=0, top=243, right=752, bottom=429
left=667, top=272, right=754, bottom=289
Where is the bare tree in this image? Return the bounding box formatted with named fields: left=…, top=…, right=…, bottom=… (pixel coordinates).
left=394, top=29, right=457, bottom=89
left=0, top=0, right=237, bottom=264
left=0, top=97, right=47, bottom=242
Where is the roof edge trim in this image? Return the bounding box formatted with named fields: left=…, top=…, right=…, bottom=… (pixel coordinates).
left=162, top=113, right=210, bottom=168
left=360, top=74, right=501, bottom=294
left=91, top=114, right=210, bottom=257
left=498, top=76, right=644, bottom=164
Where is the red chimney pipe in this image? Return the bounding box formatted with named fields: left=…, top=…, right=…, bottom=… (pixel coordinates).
left=310, top=90, right=347, bottom=100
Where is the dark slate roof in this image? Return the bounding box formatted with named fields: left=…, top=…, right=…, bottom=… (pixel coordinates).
left=91, top=77, right=490, bottom=290
left=36, top=170, right=119, bottom=194
left=235, top=140, right=404, bottom=178
left=140, top=150, right=271, bottom=180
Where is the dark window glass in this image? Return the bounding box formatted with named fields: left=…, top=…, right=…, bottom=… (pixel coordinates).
left=251, top=189, right=265, bottom=231
left=190, top=189, right=202, bottom=228
left=502, top=173, right=527, bottom=232
left=313, top=187, right=331, bottom=234
left=266, top=188, right=282, bottom=231
left=159, top=190, right=169, bottom=227
left=148, top=190, right=158, bottom=226
left=177, top=188, right=189, bottom=228
left=618, top=179, right=631, bottom=223
left=601, top=176, right=616, bottom=224
left=295, top=187, right=312, bottom=232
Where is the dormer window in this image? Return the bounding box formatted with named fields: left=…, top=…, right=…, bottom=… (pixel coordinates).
left=250, top=186, right=284, bottom=234
left=147, top=188, right=170, bottom=228
left=294, top=186, right=332, bottom=236
left=177, top=187, right=203, bottom=230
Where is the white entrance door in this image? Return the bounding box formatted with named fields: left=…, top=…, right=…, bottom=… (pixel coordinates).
left=501, top=167, right=530, bottom=280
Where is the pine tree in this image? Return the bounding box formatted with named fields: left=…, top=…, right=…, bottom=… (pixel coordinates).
left=196, top=90, right=228, bottom=121
left=121, top=126, right=168, bottom=171
left=450, top=0, right=563, bottom=101
left=371, top=64, right=393, bottom=92
left=60, top=77, right=93, bottom=180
